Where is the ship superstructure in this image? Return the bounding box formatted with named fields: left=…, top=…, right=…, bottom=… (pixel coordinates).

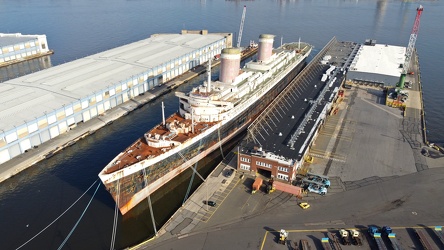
left=99, top=34, right=312, bottom=214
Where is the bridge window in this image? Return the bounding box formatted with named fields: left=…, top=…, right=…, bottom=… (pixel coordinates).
left=278, top=166, right=289, bottom=173
left=256, top=161, right=272, bottom=168
left=277, top=173, right=288, bottom=181
left=240, top=163, right=250, bottom=171
left=240, top=157, right=250, bottom=163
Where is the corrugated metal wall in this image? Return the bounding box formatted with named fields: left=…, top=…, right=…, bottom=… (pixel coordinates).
left=0, top=37, right=44, bottom=63
left=0, top=38, right=227, bottom=164
left=347, top=71, right=399, bottom=86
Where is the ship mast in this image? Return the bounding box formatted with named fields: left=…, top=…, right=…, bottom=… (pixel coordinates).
left=207, top=58, right=212, bottom=92
left=162, top=101, right=165, bottom=126
left=191, top=108, right=194, bottom=134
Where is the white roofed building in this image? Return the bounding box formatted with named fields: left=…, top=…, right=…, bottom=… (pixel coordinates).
left=347, top=43, right=406, bottom=86
left=0, top=33, right=52, bottom=67
left=0, top=30, right=232, bottom=164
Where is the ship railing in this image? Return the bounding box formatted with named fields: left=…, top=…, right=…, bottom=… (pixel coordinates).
left=230, top=55, right=299, bottom=117
left=230, top=44, right=308, bottom=120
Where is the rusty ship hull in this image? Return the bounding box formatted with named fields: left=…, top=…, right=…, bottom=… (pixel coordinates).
left=99, top=39, right=312, bottom=215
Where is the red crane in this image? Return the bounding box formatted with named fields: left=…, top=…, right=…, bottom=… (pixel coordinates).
left=400, top=5, right=424, bottom=88
left=237, top=5, right=246, bottom=48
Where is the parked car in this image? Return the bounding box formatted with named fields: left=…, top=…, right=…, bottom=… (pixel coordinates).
left=399, top=90, right=409, bottom=97
left=307, top=184, right=327, bottom=195
left=204, top=200, right=216, bottom=207
left=309, top=176, right=331, bottom=188
left=224, top=168, right=234, bottom=177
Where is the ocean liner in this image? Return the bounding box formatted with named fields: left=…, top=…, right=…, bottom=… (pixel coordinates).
left=99, top=34, right=312, bottom=214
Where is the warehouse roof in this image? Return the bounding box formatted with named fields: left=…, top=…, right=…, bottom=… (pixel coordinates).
left=0, top=33, right=41, bottom=48
left=241, top=39, right=355, bottom=162
left=243, top=70, right=344, bottom=162
left=0, top=32, right=228, bottom=132
left=349, top=44, right=405, bottom=77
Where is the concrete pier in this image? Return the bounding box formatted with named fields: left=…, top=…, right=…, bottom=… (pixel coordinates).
left=0, top=63, right=205, bottom=183
left=0, top=48, right=257, bottom=184
left=132, top=42, right=444, bottom=250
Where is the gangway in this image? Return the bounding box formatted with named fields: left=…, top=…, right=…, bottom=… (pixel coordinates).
left=300, top=239, right=312, bottom=250
left=415, top=229, right=438, bottom=250
left=330, top=233, right=342, bottom=250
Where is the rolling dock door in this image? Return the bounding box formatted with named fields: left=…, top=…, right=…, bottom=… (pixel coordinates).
left=8, top=143, right=22, bottom=159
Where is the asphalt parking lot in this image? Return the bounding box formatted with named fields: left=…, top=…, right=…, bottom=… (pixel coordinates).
left=309, top=85, right=418, bottom=182
left=259, top=226, right=444, bottom=249
left=145, top=166, right=444, bottom=250
left=136, top=45, right=444, bottom=250
left=140, top=84, right=444, bottom=250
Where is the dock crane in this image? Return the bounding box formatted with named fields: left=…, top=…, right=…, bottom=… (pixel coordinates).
left=236, top=5, right=246, bottom=48
left=399, top=5, right=423, bottom=89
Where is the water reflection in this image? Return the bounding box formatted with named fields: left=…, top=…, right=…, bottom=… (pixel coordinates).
left=0, top=55, right=52, bottom=82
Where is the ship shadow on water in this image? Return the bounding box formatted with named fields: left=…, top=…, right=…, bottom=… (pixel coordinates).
left=118, top=130, right=247, bottom=248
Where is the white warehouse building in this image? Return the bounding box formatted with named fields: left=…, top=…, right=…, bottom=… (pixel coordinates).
left=346, top=43, right=406, bottom=86
left=0, top=33, right=52, bottom=66
left=0, top=30, right=232, bottom=164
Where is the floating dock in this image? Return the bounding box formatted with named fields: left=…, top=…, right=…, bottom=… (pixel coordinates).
left=0, top=33, right=53, bottom=67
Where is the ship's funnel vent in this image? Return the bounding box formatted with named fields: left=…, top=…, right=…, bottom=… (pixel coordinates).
left=257, top=34, right=275, bottom=62
left=219, top=48, right=241, bottom=83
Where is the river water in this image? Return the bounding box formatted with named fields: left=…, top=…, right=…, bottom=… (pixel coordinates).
left=0, top=0, right=443, bottom=249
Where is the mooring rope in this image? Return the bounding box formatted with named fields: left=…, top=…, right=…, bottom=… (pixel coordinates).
left=57, top=181, right=101, bottom=250
left=143, top=168, right=158, bottom=236
left=110, top=179, right=119, bottom=250
left=183, top=138, right=204, bottom=204
left=218, top=126, right=225, bottom=159
left=15, top=179, right=99, bottom=250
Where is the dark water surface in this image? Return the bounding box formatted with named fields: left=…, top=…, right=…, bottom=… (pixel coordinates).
left=0, top=0, right=443, bottom=249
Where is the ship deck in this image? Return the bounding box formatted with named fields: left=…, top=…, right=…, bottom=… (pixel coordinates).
left=104, top=113, right=216, bottom=174
left=104, top=44, right=312, bottom=175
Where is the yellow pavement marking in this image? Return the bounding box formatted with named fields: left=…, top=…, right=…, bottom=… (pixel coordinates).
left=202, top=175, right=242, bottom=223
left=259, top=225, right=441, bottom=249
left=309, top=148, right=346, bottom=158
left=361, top=97, right=403, bottom=119
left=309, top=148, right=327, bottom=154
left=260, top=231, right=269, bottom=250
left=241, top=194, right=254, bottom=210
left=323, top=124, right=341, bottom=129
left=318, top=132, right=352, bottom=141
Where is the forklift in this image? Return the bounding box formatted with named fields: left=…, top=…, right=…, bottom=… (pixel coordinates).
left=278, top=229, right=288, bottom=245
